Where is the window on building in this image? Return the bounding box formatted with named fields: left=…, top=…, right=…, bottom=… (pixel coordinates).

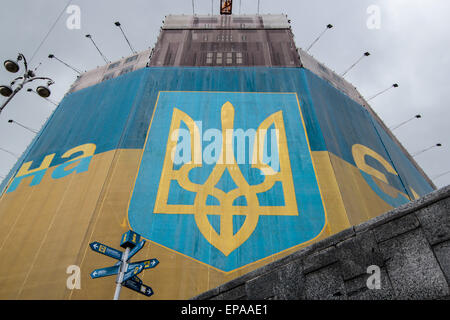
left=226, top=52, right=232, bottom=64
left=102, top=72, right=115, bottom=81
left=125, top=55, right=138, bottom=64
left=119, top=66, right=133, bottom=75
left=216, top=52, right=222, bottom=64
left=236, top=52, right=243, bottom=64
left=107, top=62, right=120, bottom=70
left=206, top=52, right=213, bottom=64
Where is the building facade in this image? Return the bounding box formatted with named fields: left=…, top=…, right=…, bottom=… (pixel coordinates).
left=0, top=14, right=435, bottom=299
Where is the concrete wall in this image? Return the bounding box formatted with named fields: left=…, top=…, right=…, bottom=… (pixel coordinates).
left=194, top=185, right=450, bottom=300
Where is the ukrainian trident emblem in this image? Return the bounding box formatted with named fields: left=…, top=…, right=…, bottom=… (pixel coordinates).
left=128, top=91, right=325, bottom=271
left=154, top=101, right=298, bottom=256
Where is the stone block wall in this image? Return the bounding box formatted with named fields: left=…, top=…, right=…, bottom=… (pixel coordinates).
left=194, top=186, right=450, bottom=300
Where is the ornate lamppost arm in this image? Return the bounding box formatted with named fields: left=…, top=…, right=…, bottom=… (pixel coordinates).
left=0, top=53, right=55, bottom=114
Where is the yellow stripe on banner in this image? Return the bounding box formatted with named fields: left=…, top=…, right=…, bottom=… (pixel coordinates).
left=311, top=151, right=351, bottom=235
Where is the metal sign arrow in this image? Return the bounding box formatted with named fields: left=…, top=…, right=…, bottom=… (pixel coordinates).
left=130, top=276, right=142, bottom=284
left=123, top=264, right=144, bottom=282
left=127, top=258, right=159, bottom=271
left=89, top=241, right=123, bottom=260
left=90, top=265, right=120, bottom=279
left=127, top=239, right=145, bottom=261
left=89, top=231, right=158, bottom=300
left=124, top=277, right=154, bottom=297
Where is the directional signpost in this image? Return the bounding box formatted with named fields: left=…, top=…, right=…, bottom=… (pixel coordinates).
left=89, top=230, right=159, bottom=299
left=90, top=242, right=123, bottom=260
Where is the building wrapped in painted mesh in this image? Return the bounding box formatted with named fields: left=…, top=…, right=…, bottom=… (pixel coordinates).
left=0, top=14, right=434, bottom=299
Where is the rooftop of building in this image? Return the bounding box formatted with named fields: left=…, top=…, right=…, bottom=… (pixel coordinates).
left=162, top=14, right=291, bottom=29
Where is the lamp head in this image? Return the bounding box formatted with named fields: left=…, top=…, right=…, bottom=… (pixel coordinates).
left=3, top=59, right=20, bottom=73
left=327, top=24, right=333, bottom=29
left=114, top=21, right=121, bottom=26
left=36, top=85, right=51, bottom=98
left=393, top=83, right=399, bottom=88
left=364, top=52, right=371, bottom=56
left=0, top=85, right=13, bottom=97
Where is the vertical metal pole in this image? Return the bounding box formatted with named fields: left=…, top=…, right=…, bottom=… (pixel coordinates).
left=113, top=247, right=130, bottom=300
left=0, top=84, right=22, bottom=114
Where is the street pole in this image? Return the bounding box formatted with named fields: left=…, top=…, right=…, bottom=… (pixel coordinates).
left=9, top=119, right=38, bottom=134
left=113, top=247, right=130, bottom=300
left=0, top=84, right=22, bottom=113
left=1, top=53, right=55, bottom=114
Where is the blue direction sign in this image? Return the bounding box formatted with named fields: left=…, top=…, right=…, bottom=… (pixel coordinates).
left=90, top=241, right=123, bottom=260
left=127, top=239, right=146, bottom=261
left=123, top=264, right=144, bottom=282
left=124, top=277, right=154, bottom=297
left=90, top=265, right=120, bottom=279
left=90, top=230, right=158, bottom=299
left=129, top=276, right=142, bottom=284
left=120, top=230, right=141, bottom=249
left=128, top=259, right=159, bottom=271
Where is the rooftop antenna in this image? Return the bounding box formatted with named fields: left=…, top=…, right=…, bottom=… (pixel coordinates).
left=48, top=54, right=82, bottom=74
left=85, top=34, right=109, bottom=63
left=239, top=0, right=241, bottom=14
left=306, top=24, right=333, bottom=53
left=367, top=83, right=398, bottom=101
left=257, top=0, right=260, bottom=15
left=114, top=22, right=137, bottom=54
left=192, top=0, right=195, bottom=15
left=341, top=51, right=370, bottom=77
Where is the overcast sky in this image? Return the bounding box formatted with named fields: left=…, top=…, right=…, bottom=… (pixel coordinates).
left=0, top=0, right=449, bottom=189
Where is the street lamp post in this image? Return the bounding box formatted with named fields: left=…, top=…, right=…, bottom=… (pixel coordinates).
left=341, top=51, right=371, bottom=77
left=0, top=147, right=19, bottom=159
left=412, top=143, right=442, bottom=157
left=27, top=88, right=58, bottom=107
left=0, top=53, right=55, bottom=114
left=389, top=114, right=421, bottom=131
left=306, top=24, right=334, bottom=53
left=367, top=83, right=399, bottom=101
left=8, top=119, right=38, bottom=134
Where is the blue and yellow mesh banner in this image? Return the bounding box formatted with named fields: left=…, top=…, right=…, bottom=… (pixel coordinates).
left=0, top=67, right=434, bottom=299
